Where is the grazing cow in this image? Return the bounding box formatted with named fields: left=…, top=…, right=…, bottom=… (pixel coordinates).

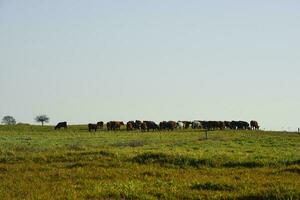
left=177, top=121, right=184, bottom=129
left=126, top=121, right=134, bottom=131
left=141, top=121, right=147, bottom=131
left=239, top=121, right=250, bottom=130
left=182, top=121, right=192, bottom=129
left=134, top=120, right=142, bottom=130
left=141, top=121, right=159, bottom=132
left=159, top=121, right=167, bottom=130
left=250, top=120, right=259, bottom=130
left=218, top=121, right=226, bottom=130
left=231, top=121, right=250, bottom=130
left=167, top=121, right=177, bottom=131
left=230, top=121, right=239, bottom=130
left=200, top=121, right=208, bottom=130
left=224, top=121, right=232, bottom=129
left=88, top=123, right=97, bottom=132
left=54, top=122, right=67, bottom=130
left=147, top=121, right=159, bottom=131
left=107, top=121, right=124, bottom=131
left=97, top=121, right=104, bottom=130
left=159, top=121, right=176, bottom=131
left=106, top=122, right=111, bottom=131
left=207, top=121, right=217, bottom=130
left=206, top=121, right=218, bottom=130
left=192, top=120, right=202, bottom=129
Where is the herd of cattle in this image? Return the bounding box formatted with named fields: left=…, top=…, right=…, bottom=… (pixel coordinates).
left=54, top=120, right=260, bottom=132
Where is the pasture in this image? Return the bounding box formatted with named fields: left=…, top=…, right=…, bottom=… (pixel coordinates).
left=0, top=125, right=299, bottom=199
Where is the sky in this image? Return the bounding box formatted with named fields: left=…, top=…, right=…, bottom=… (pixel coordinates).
left=0, top=1, right=299, bottom=131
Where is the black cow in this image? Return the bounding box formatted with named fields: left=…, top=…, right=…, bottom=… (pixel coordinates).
left=224, top=121, right=232, bottom=129
left=134, top=120, right=142, bottom=130
left=88, top=123, right=97, bottom=132
left=142, top=121, right=159, bottom=131
left=54, top=122, right=67, bottom=130
left=159, top=121, right=176, bottom=131
left=250, top=120, right=259, bottom=130
left=200, top=121, right=208, bottom=130
left=239, top=121, right=250, bottom=130
left=231, top=121, right=250, bottom=130
left=218, top=121, right=225, bottom=130
left=182, top=121, right=192, bottom=129
left=97, top=121, right=104, bottom=129
left=141, top=122, right=147, bottom=132
left=106, top=122, right=111, bottom=131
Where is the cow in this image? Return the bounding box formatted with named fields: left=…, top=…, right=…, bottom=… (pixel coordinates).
left=107, top=121, right=124, bottom=131
left=177, top=121, right=184, bottom=129
left=97, top=121, right=104, bottom=130
left=168, top=121, right=177, bottom=130
left=127, top=121, right=134, bottom=131
left=192, top=120, right=202, bottom=129
left=134, top=120, right=142, bottom=130
left=141, top=121, right=147, bottom=132
left=54, top=122, right=67, bottom=130
left=160, top=121, right=176, bottom=131
left=230, top=121, right=239, bottom=130
left=239, top=121, right=250, bottom=130
left=142, top=121, right=159, bottom=131
left=207, top=121, right=218, bottom=130
left=88, top=123, right=98, bottom=132
left=106, top=122, right=111, bottom=131
left=250, top=120, right=259, bottom=130
left=182, top=121, right=192, bottom=129
left=159, top=121, right=167, bottom=130
left=200, top=121, right=208, bottom=130
left=218, top=121, right=226, bottom=130
left=224, top=121, right=232, bottom=129
left=231, top=121, right=250, bottom=130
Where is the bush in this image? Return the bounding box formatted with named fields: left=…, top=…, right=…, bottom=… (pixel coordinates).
left=191, top=182, right=235, bottom=191
left=238, top=184, right=300, bottom=200
left=223, top=161, right=264, bottom=168
left=132, top=152, right=214, bottom=168
left=113, top=140, right=147, bottom=148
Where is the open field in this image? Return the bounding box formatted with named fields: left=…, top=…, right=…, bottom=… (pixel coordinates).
left=0, top=125, right=299, bottom=199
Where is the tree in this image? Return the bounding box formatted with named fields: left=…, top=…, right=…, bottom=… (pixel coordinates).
left=2, top=116, right=16, bottom=125
left=35, top=115, right=49, bottom=126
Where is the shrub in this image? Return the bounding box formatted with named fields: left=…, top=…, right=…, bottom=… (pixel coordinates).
left=132, top=152, right=214, bottom=168
left=238, top=184, right=300, bottom=200
left=191, top=182, right=235, bottom=191
left=223, top=161, right=264, bottom=168
left=114, top=140, right=147, bottom=148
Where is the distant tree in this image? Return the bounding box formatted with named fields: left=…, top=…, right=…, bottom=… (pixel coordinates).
left=35, top=115, right=49, bottom=126
left=2, top=116, right=16, bottom=125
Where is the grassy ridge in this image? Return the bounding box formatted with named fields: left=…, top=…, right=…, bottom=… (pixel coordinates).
left=0, top=125, right=299, bottom=199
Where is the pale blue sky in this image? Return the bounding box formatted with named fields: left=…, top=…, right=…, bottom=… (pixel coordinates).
left=0, top=1, right=299, bottom=130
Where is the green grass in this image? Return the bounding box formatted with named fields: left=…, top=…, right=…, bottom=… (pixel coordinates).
left=0, top=124, right=299, bottom=199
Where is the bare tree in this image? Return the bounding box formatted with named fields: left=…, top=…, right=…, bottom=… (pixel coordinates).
left=35, top=115, right=49, bottom=126
left=2, top=116, right=16, bottom=125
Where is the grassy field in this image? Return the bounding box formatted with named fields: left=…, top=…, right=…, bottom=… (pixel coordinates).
left=0, top=125, right=299, bottom=200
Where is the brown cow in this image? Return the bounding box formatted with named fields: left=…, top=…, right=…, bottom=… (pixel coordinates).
left=127, top=121, right=134, bottom=131
left=159, top=121, right=176, bottom=131
left=108, top=121, right=124, bottom=131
